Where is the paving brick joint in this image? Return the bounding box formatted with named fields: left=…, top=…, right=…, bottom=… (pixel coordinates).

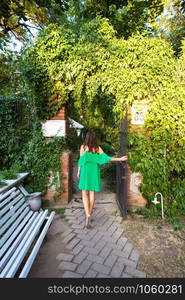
left=57, top=201, right=147, bottom=278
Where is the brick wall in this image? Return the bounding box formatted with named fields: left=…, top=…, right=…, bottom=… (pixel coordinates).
left=59, top=150, right=73, bottom=205
left=51, top=106, right=66, bottom=120
left=50, top=105, right=69, bottom=135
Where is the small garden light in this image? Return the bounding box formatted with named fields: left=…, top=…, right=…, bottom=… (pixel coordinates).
left=152, top=192, right=164, bottom=219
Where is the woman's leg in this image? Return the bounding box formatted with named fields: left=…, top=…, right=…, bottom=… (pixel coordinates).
left=89, top=191, right=96, bottom=216
left=82, top=190, right=91, bottom=228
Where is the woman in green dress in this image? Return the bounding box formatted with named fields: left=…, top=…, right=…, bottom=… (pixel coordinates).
left=77, top=131, right=127, bottom=228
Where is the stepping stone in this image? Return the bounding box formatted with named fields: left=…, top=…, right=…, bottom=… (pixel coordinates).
left=56, top=253, right=74, bottom=262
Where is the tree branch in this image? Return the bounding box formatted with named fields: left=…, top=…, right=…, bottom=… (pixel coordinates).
left=20, top=22, right=39, bottom=31
left=9, top=29, right=24, bottom=41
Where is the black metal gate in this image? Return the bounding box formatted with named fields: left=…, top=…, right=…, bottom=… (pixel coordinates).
left=116, top=114, right=128, bottom=218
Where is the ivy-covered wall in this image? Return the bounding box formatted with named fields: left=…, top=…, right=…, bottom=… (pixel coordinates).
left=128, top=84, right=185, bottom=215
left=0, top=61, right=66, bottom=194
left=22, top=18, right=178, bottom=145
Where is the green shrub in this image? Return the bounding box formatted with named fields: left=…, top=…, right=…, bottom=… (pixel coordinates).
left=14, top=129, right=66, bottom=194
left=128, top=87, right=185, bottom=218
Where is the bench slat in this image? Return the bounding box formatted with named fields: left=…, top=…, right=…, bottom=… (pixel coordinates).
left=0, top=210, right=48, bottom=278
left=0, top=206, right=30, bottom=249
left=0, top=173, right=28, bottom=195
left=0, top=189, right=20, bottom=209
left=0, top=211, right=37, bottom=272
left=0, top=193, right=25, bottom=217
left=18, top=185, right=29, bottom=196
left=0, top=187, right=16, bottom=202
left=0, top=174, right=55, bottom=278
left=19, top=211, right=55, bottom=278
left=0, top=198, right=28, bottom=234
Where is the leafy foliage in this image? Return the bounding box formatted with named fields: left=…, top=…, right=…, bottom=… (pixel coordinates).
left=0, top=0, right=69, bottom=41
left=0, top=0, right=165, bottom=44
left=0, top=51, right=37, bottom=170
left=23, top=18, right=178, bottom=144
left=21, top=19, right=185, bottom=212
left=0, top=48, right=66, bottom=194
left=0, top=96, right=33, bottom=169
left=128, top=82, right=185, bottom=216
left=154, top=0, right=185, bottom=55
left=19, top=130, right=66, bottom=193
left=80, top=0, right=164, bottom=38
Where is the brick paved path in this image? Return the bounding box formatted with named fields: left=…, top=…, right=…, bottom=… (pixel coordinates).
left=56, top=196, right=147, bottom=278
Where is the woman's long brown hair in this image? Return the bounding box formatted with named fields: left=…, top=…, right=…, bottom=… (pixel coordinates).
left=83, top=131, right=99, bottom=153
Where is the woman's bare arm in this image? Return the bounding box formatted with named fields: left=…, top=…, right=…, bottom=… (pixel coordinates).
left=99, top=146, right=127, bottom=162
left=110, top=156, right=127, bottom=162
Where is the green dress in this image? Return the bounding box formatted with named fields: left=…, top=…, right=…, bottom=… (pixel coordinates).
left=78, top=152, right=112, bottom=192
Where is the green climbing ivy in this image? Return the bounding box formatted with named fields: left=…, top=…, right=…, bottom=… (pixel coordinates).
left=128, top=83, right=185, bottom=217
left=0, top=51, right=66, bottom=194
left=0, top=128, right=66, bottom=194
left=20, top=129, right=66, bottom=193
left=22, top=17, right=177, bottom=127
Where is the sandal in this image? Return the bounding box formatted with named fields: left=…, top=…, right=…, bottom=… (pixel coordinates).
left=85, top=215, right=92, bottom=229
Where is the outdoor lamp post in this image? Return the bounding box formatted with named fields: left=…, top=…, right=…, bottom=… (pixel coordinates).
left=152, top=192, right=164, bottom=219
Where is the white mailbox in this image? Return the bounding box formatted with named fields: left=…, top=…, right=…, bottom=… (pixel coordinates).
left=42, top=120, right=66, bottom=137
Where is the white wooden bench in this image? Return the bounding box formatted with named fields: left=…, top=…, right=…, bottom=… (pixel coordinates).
left=0, top=173, right=55, bottom=278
